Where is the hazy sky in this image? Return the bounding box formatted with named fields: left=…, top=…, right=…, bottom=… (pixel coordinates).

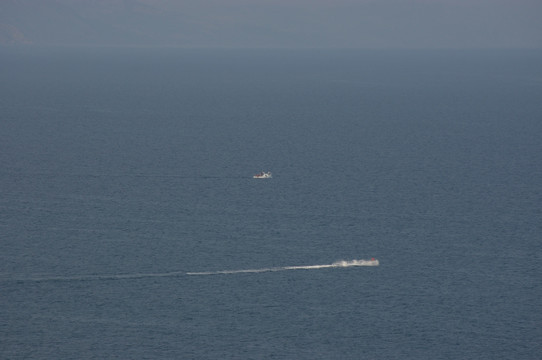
left=1, top=0, right=541, bottom=48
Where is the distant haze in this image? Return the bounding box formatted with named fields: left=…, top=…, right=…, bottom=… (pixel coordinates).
left=1, top=0, right=541, bottom=48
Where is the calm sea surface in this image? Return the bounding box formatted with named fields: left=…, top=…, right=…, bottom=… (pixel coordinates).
left=1, top=48, right=541, bottom=359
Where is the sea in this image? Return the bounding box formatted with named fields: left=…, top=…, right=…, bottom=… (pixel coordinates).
left=1, top=47, right=541, bottom=359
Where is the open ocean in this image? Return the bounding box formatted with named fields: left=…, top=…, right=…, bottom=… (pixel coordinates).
left=1, top=48, right=541, bottom=359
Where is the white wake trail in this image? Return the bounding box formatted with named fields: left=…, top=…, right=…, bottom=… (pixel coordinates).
left=5, top=259, right=378, bottom=283
left=186, top=259, right=379, bottom=276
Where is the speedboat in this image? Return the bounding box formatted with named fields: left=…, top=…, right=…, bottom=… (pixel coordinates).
left=253, top=171, right=272, bottom=179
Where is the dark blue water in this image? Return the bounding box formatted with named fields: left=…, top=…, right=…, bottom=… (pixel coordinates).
left=1, top=48, right=541, bottom=359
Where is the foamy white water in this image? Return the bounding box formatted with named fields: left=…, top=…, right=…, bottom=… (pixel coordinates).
left=186, top=259, right=379, bottom=276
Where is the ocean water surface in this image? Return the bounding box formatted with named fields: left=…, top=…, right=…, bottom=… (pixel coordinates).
left=1, top=48, right=541, bottom=359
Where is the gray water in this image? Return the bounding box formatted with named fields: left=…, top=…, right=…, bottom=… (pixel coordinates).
left=1, top=48, right=541, bottom=359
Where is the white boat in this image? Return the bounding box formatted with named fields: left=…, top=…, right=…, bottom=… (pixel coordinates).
left=332, top=258, right=379, bottom=267
left=253, top=171, right=272, bottom=179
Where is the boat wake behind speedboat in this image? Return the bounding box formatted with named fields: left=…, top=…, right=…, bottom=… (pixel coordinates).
left=187, top=258, right=379, bottom=276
